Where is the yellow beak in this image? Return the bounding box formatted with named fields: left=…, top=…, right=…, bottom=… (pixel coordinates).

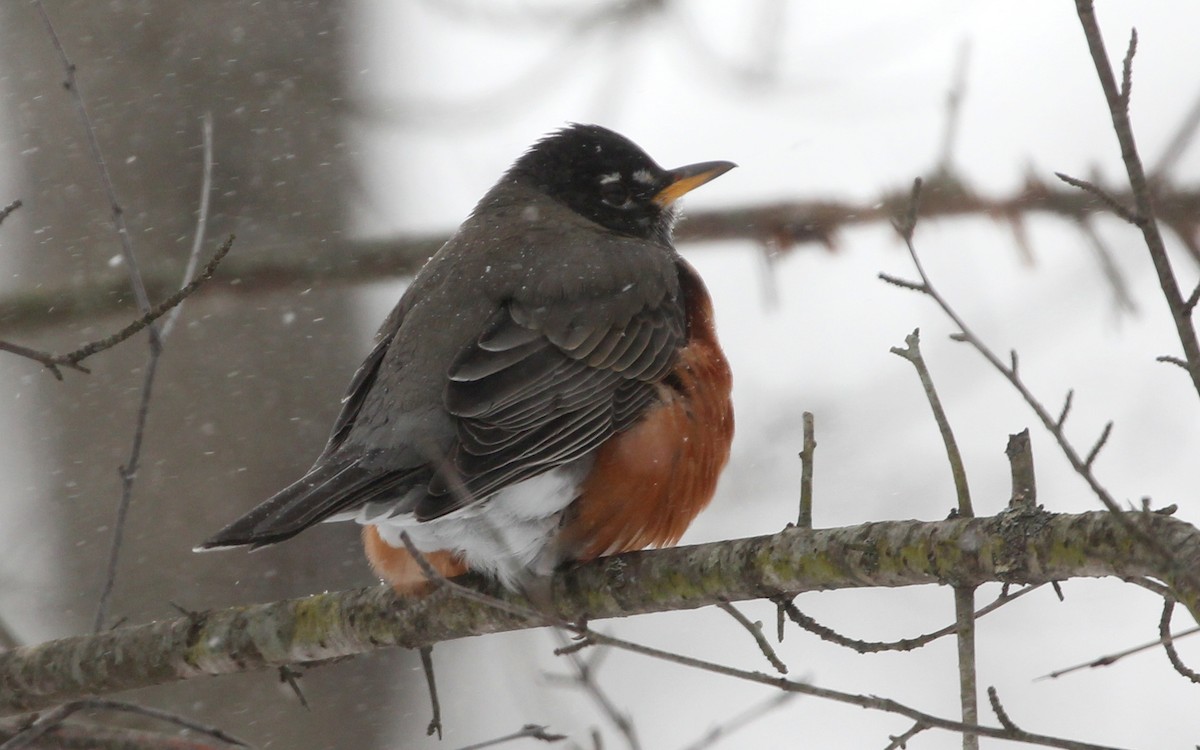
left=652, top=160, right=737, bottom=207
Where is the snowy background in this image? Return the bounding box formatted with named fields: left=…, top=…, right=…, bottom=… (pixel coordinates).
left=2, top=1, right=1198, bottom=748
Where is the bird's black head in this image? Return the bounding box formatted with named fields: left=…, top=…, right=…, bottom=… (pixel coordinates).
left=507, top=123, right=735, bottom=244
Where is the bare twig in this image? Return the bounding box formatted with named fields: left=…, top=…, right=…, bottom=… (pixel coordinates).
left=889, top=328, right=973, bottom=517
left=1083, top=422, right=1113, bottom=470
left=1054, top=172, right=1137, bottom=225
left=91, top=118, right=224, bottom=631
left=936, top=40, right=971, bottom=175
left=1157, top=599, right=1200, bottom=684
left=1005, top=429, right=1038, bottom=509
left=456, top=724, right=566, bottom=750
left=1074, top=0, right=1200, bottom=397
left=278, top=665, right=309, bottom=710
left=33, top=1, right=157, bottom=334
left=575, top=628, right=1128, bottom=750
left=1055, top=389, right=1075, bottom=430
left=1037, top=623, right=1200, bottom=681
left=954, top=587, right=980, bottom=750
left=797, top=411, right=816, bottom=528
left=987, top=687, right=1019, bottom=732
left=776, top=585, right=1042, bottom=654
left=0, top=236, right=234, bottom=379
left=881, top=176, right=1200, bottom=595
left=162, top=112, right=215, bottom=339
left=420, top=646, right=443, bottom=738
left=0, top=200, right=21, bottom=227
left=1149, top=83, right=1200, bottom=179
left=715, top=600, right=788, bottom=674
left=0, top=699, right=246, bottom=750
left=883, top=721, right=930, bottom=750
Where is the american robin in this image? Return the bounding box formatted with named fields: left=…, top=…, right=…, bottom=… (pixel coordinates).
left=197, top=124, right=735, bottom=594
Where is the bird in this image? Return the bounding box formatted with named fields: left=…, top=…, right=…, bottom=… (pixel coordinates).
left=197, top=124, right=735, bottom=595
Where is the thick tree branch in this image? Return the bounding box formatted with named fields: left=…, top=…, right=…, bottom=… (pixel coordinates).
left=2, top=509, right=1197, bottom=715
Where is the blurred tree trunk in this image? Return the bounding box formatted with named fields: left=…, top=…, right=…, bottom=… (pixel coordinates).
left=0, top=2, right=415, bottom=746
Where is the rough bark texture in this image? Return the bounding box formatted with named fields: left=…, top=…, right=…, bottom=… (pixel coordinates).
left=2, top=508, right=1196, bottom=715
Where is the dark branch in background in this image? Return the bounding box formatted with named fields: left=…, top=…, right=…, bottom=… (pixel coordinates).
left=678, top=693, right=796, bottom=750
left=0, top=699, right=246, bottom=750
left=1149, top=82, right=1200, bottom=180
left=0, top=236, right=234, bottom=379
left=1073, top=0, right=1200, bottom=397
left=6, top=176, right=1200, bottom=336
left=935, top=39, right=971, bottom=176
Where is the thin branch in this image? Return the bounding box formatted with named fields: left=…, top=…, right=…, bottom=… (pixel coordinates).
left=776, top=584, right=1042, bottom=654
left=278, top=665, right=309, bottom=710
left=1158, top=599, right=1200, bottom=684
left=1074, top=0, right=1200, bottom=398
left=1083, top=422, right=1113, bottom=470
left=883, top=722, right=930, bottom=750
left=1005, top=429, right=1038, bottom=509
left=575, top=629, right=1128, bottom=750
left=420, top=646, right=443, bottom=739
left=1054, top=172, right=1137, bottom=225
left=0, top=236, right=234, bottom=379
left=0, top=719, right=231, bottom=750
left=455, top=724, right=566, bottom=750
left=162, top=112, right=214, bottom=340
left=1037, top=623, right=1200, bottom=681
left=0, top=699, right=245, bottom=750
left=987, top=687, right=1019, bottom=732
left=954, top=587, right=980, bottom=750
left=715, top=601, right=788, bottom=674
left=797, top=412, right=816, bottom=528
left=0, top=200, right=21, bottom=227
left=32, top=1, right=157, bottom=335
left=889, top=327, right=973, bottom=516
left=91, top=115, right=224, bottom=630
left=1055, top=390, right=1075, bottom=430
left=883, top=176, right=1200, bottom=596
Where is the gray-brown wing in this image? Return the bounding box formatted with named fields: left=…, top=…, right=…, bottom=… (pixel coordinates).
left=417, top=292, right=686, bottom=520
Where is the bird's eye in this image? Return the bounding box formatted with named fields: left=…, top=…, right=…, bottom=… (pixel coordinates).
left=600, top=180, right=632, bottom=209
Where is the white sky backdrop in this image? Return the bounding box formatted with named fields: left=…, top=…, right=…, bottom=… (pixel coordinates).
left=344, top=2, right=1200, bottom=748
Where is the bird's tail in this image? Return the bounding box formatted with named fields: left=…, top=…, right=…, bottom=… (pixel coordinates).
left=194, top=457, right=419, bottom=551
